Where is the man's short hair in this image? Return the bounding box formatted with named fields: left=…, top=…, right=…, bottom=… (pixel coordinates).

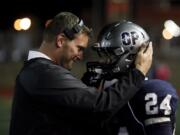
left=43, top=12, right=92, bottom=42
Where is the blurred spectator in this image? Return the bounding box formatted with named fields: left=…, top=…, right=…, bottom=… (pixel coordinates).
left=155, top=63, right=171, bottom=80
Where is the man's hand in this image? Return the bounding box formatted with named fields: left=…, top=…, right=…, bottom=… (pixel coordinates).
left=135, top=42, right=153, bottom=76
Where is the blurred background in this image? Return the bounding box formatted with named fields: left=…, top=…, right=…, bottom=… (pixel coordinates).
left=0, top=0, right=180, bottom=135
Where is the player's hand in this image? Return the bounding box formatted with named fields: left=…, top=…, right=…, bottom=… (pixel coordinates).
left=135, top=41, right=153, bottom=76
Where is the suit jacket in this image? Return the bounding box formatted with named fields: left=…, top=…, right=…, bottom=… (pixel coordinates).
left=9, top=58, right=144, bottom=135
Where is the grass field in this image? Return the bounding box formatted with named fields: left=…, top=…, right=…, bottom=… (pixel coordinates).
left=176, top=105, right=180, bottom=135
left=0, top=98, right=11, bottom=135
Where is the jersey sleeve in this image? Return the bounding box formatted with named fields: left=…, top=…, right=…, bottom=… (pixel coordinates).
left=145, top=122, right=176, bottom=135
left=129, top=79, right=179, bottom=135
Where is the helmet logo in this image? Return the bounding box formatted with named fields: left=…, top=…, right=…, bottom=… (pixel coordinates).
left=121, top=31, right=139, bottom=46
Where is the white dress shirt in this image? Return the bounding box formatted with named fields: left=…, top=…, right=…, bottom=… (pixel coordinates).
left=27, top=50, right=52, bottom=61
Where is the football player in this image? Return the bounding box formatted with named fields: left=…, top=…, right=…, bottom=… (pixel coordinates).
left=84, top=21, right=179, bottom=135
left=106, top=79, right=178, bottom=135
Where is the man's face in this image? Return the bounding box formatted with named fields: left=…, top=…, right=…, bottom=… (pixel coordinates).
left=60, top=33, right=89, bottom=70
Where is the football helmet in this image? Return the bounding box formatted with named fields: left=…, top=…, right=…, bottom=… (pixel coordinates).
left=93, top=20, right=150, bottom=74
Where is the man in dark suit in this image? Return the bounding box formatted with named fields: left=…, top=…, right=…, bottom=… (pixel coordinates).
left=9, top=12, right=153, bottom=135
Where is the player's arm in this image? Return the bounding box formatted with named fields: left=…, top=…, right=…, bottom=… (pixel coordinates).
left=143, top=85, right=178, bottom=135
left=145, top=122, right=175, bottom=135
left=129, top=80, right=179, bottom=135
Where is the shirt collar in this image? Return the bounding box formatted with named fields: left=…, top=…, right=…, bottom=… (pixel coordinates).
left=27, top=50, right=52, bottom=61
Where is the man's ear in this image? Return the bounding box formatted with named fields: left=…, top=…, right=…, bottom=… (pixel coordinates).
left=56, top=34, right=65, bottom=48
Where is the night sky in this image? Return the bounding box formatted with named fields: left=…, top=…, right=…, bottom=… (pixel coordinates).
left=0, top=0, right=93, bottom=30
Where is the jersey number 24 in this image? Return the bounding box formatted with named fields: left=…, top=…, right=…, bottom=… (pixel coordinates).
left=145, top=93, right=172, bottom=115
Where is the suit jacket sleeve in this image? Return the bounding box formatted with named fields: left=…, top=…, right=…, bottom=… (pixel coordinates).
left=19, top=60, right=145, bottom=117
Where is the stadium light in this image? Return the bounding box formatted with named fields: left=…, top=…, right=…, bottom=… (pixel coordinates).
left=13, top=17, right=31, bottom=31
left=14, top=19, right=21, bottom=31
left=162, top=28, right=173, bottom=40
left=20, top=18, right=31, bottom=30
left=163, top=20, right=180, bottom=38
